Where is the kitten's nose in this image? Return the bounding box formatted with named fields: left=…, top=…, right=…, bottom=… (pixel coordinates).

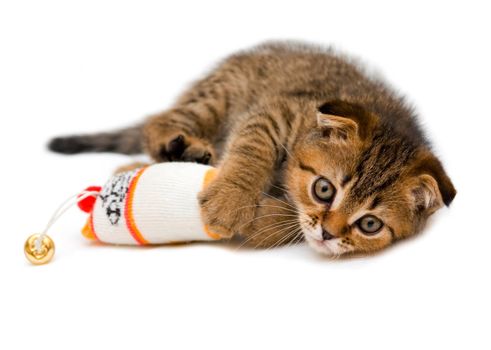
left=322, top=229, right=335, bottom=240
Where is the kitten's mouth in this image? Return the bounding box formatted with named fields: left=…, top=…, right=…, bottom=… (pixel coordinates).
left=303, top=232, right=336, bottom=256
left=299, top=216, right=343, bottom=256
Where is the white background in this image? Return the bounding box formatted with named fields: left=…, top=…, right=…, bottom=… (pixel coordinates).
left=1, top=1, right=490, bottom=349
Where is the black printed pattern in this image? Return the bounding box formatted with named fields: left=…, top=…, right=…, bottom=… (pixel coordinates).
left=99, top=169, right=138, bottom=225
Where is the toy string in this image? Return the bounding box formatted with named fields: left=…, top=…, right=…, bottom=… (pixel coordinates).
left=35, top=190, right=100, bottom=253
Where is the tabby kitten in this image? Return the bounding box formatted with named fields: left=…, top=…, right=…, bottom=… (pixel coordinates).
left=49, top=42, right=456, bottom=257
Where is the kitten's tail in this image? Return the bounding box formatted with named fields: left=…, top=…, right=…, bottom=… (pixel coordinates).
left=47, top=125, right=143, bottom=155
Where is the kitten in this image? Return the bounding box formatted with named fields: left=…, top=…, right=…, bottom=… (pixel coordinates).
left=49, top=41, right=456, bottom=257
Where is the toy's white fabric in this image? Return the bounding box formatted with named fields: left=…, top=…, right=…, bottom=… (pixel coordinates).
left=82, top=162, right=219, bottom=245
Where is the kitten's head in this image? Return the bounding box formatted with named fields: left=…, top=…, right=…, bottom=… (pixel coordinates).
left=286, top=100, right=456, bottom=257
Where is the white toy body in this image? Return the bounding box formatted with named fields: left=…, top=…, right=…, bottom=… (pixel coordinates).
left=81, top=162, right=220, bottom=245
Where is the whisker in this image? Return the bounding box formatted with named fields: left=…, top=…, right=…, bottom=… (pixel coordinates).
left=233, top=203, right=299, bottom=215
left=295, top=232, right=305, bottom=244
left=267, top=227, right=302, bottom=250
left=255, top=222, right=300, bottom=249
left=286, top=230, right=304, bottom=248
left=288, top=229, right=304, bottom=247
left=279, top=142, right=296, bottom=162
left=269, top=228, right=302, bottom=250
left=236, top=213, right=299, bottom=232
left=247, top=220, right=298, bottom=240
left=261, top=192, right=297, bottom=210
left=270, top=183, right=289, bottom=193
left=245, top=221, right=298, bottom=250
left=235, top=219, right=299, bottom=250
left=237, top=223, right=297, bottom=251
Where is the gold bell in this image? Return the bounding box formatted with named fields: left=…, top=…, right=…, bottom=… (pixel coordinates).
left=24, top=234, right=55, bottom=265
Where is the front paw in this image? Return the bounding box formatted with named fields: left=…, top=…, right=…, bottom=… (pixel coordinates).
left=198, top=178, right=258, bottom=238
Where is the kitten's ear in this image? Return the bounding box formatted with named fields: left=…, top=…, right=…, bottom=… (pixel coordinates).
left=411, top=174, right=445, bottom=214
left=410, top=151, right=457, bottom=213
left=317, top=100, right=377, bottom=141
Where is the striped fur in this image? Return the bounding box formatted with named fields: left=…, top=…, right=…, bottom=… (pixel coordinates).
left=48, top=41, right=456, bottom=256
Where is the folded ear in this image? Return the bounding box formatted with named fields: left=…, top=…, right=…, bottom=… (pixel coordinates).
left=411, top=174, right=445, bottom=215
left=317, top=100, right=377, bottom=141
left=410, top=151, right=457, bottom=212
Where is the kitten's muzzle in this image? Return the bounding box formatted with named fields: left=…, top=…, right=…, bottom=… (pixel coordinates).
left=322, top=229, right=335, bottom=241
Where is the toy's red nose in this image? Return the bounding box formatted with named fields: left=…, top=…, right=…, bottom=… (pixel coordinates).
left=77, top=186, right=101, bottom=213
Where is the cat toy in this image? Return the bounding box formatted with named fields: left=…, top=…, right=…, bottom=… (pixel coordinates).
left=24, top=162, right=220, bottom=265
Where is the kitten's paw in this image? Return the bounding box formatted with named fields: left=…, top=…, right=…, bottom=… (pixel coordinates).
left=162, top=134, right=214, bottom=164
left=198, top=178, right=258, bottom=238
left=146, top=130, right=215, bottom=165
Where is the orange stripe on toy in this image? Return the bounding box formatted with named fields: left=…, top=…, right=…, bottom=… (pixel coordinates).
left=201, top=168, right=221, bottom=240
left=124, top=168, right=149, bottom=245
left=203, top=224, right=221, bottom=240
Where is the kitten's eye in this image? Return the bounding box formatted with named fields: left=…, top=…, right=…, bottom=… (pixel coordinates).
left=356, top=215, right=383, bottom=235
left=312, top=177, right=336, bottom=203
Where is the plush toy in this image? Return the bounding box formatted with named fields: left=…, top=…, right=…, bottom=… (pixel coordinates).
left=24, top=162, right=220, bottom=265
left=80, top=162, right=220, bottom=245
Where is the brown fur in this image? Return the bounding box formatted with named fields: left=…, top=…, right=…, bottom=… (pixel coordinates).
left=49, top=41, right=456, bottom=257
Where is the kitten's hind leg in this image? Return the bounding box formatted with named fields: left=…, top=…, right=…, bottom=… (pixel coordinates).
left=239, top=195, right=303, bottom=249
left=144, top=72, right=232, bottom=165
left=144, top=121, right=215, bottom=165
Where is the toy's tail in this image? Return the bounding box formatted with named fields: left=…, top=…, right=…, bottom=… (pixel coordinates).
left=47, top=125, right=143, bottom=155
